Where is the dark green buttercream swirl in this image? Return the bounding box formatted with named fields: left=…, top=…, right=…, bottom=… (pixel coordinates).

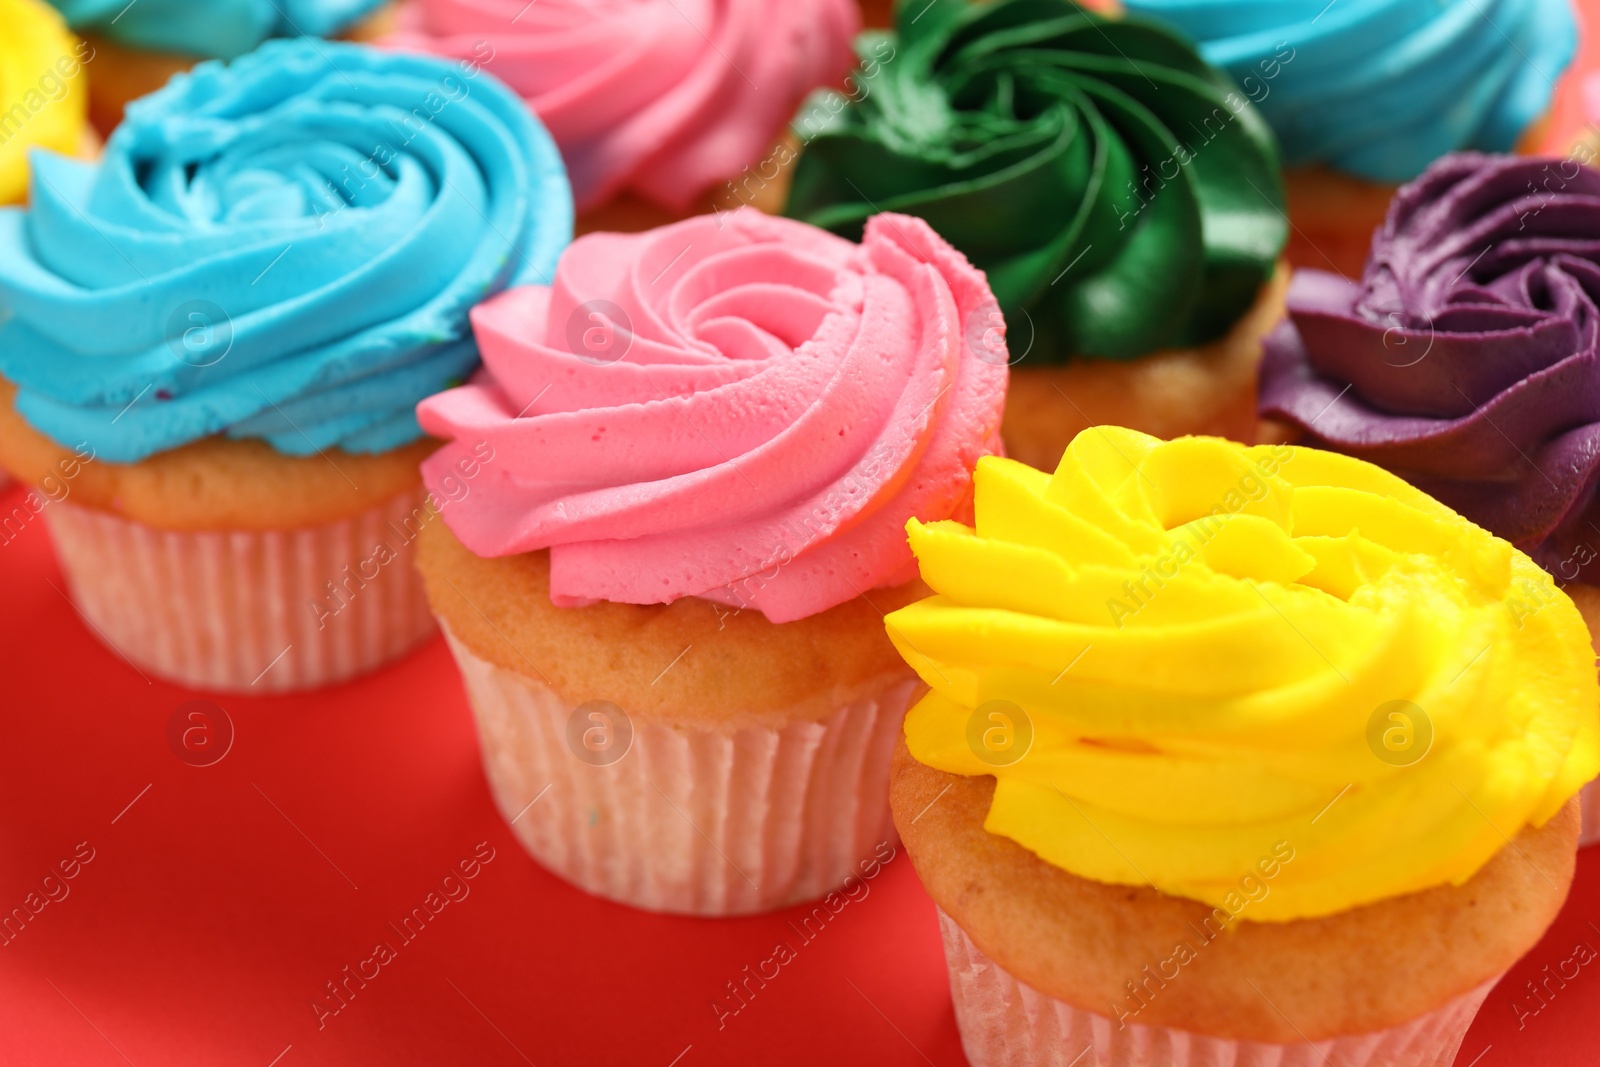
left=784, top=0, right=1288, bottom=362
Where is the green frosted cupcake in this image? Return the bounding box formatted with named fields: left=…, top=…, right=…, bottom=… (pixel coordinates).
left=785, top=0, right=1290, bottom=469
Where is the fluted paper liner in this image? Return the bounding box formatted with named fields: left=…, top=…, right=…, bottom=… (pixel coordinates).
left=937, top=908, right=1499, bottom=1067
left=442, top=625, right=916, bottom=915
left=45, top=493, right=436, bottom=692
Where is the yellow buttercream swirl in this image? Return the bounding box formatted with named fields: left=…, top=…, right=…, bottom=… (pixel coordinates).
left=0, top=0, right=89, bottom=205
left=890, top=428, right=1600, bottom=921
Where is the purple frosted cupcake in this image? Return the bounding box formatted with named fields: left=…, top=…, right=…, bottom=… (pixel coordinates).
left=1259, top=151, right=1600, bottom=842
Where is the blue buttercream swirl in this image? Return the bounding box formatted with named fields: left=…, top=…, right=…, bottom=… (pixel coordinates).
left=0, top=40, right=573, bottom=464
left=48, top=0, right=385, bottom=60
left=1122, top=0, right=1576, bottom=182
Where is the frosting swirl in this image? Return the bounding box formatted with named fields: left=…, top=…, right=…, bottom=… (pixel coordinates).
left=890, top=429, right=1599, bottom=920
left=1260, top=153, right=1600, bottom=584
left=46, top=0, right=386, bottom=60
left=783, top=0, right=1286, bottom=361
left=417, top=211, right=1008, bottom=623
left=386, top=0, right=859, bottom=212
left=1124, top=0, right=1575, bottom=183
left=1, top=0, right=89, bottom=205
left=0, top=40, right=572, bottom=464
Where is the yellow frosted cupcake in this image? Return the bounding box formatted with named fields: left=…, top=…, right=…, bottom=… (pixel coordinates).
left=0, top=0, right=93, bottom=206
left=885, top=429, right=1599, bottom=1066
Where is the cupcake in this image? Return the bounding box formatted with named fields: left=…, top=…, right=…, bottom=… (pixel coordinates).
left=0, top=40, right=571, bottom=692
left=784, top=0, right=1288, bottom=473
left=1260, top=151, right=1600, bottom=843
left=383, top=0, right=859, bottom=233
left=1, top=0, right=98, bottom=493
left=886, top=427, right=1599, bottom=1066
left=1, top=0, right=95, bottom=206
left=413, top=210, right=1007, bottom=915
left=1124, top=0, right=1575, bottom=278
left=47, top=0, right=397, bottom=134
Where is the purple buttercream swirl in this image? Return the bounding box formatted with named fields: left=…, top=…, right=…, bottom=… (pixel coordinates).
left=1260, top=152, right=1600, bottom=584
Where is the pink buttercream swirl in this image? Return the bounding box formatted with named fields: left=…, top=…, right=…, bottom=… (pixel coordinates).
left=417, top=212, right=1009, bottom=623
left=385, top=0, right=859, bottom=212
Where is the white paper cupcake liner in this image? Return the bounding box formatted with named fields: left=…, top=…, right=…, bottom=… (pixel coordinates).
left=1581, top=780, right=1600, bottom=848
left=45, top=493, right=436, bottom=692
left=937, top=908, right=1499, bottom=1067
left=442, top=624, right=917, bottom=916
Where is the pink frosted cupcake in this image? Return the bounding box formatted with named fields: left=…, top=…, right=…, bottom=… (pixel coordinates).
left=385, top=0, right=858, bottom=231
left=413, top=210, right=1007, bottom=914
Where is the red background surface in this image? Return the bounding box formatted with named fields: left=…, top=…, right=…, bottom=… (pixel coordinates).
left=7, top=10, right=1600, bottom=1066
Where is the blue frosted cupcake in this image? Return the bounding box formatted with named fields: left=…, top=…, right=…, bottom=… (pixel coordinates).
left=1124, top=0, right=1576, bottom=275
left=0, top=39, right=572, bottom=691
left=49, top=0, right=399, bottom=132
